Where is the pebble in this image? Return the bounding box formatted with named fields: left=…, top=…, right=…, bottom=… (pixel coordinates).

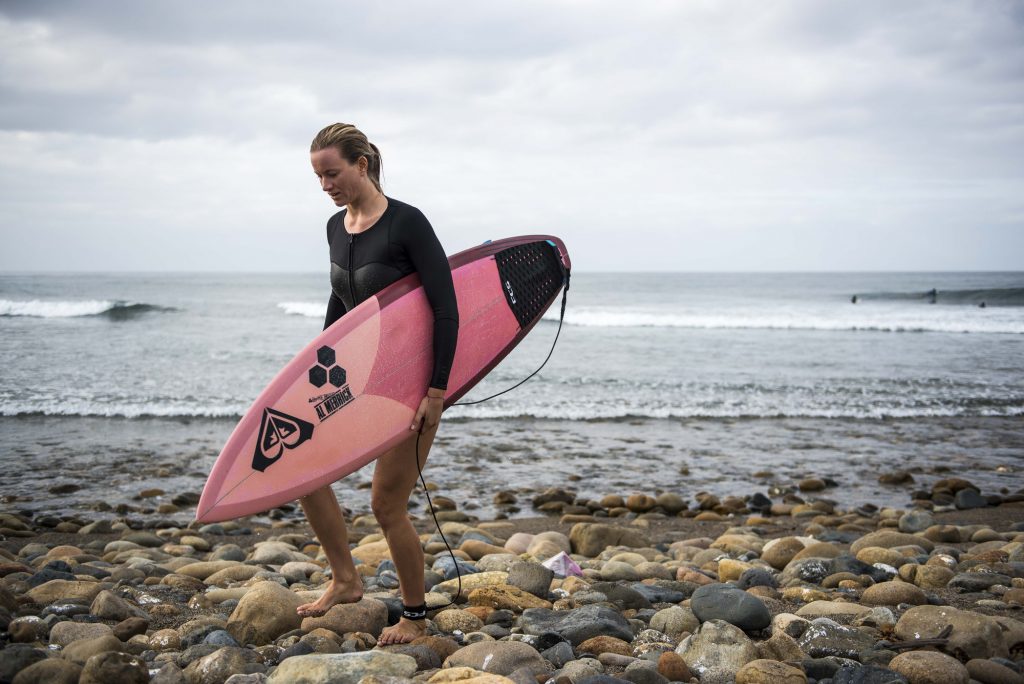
left=2, top=477, right=1021, bottom=684
left=299, top=598, right=389, bottom=639
left=434, top=608, right=484, bottom=634
left=10, top=658, right=83, bottom=684
left=79, top=651, right=150, bottom=684
left=965, top=658, right=1024, bottom=684
left=267, top=652, right=418, bottom=683
left=443, top=640, right=548, bottom=675
left=761, top=537, right=806, bottom=570
left=796, top=618, right=876, bottom=659
left=48, top=621, right=112, bottom=647
left=954, top=489, right=988, bottom=510
left=860, top=580, right=928, bottom=606
left=569, top=522, right=651, bottom=557
left=675, top=619, right=759, bottom=682
left=650, top=606, right=699, bottom=639
left=893, top=605, right=1008, bottom=660
left=656, top=652, right=691, bottom=682
left=224, top=581, right=304, bottom=645
left=690, top=583, right=771, bottom=631
left=520, top=604, right=634, bottom=645
left=507, top=561, right=553, bottom=598
left=890, top=650, right=969, bottom=683
left=735, top=658, right=808, bottom=683
left=61, top=634, right=124, bottom=666
left=578, top=635, right=633, bottom=657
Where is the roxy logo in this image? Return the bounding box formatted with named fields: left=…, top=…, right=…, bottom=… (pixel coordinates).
left=505, top=280, right=517, bottom=304
left=251, top=408, right=314, bottom=472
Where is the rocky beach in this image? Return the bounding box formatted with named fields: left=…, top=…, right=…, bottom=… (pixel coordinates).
left=2, top=470, right=1023, bottom=684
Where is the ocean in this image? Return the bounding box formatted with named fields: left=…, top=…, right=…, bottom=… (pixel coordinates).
left=2, top=271, right=1022, bottom=521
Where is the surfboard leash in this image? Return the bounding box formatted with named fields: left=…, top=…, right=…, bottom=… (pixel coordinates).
left=451, top=269, right=570, bottom=407
left=414, top=268, right=570, bottom=611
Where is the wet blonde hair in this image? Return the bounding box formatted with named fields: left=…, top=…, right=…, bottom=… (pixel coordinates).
left=310, top=123, right=383, bottom=193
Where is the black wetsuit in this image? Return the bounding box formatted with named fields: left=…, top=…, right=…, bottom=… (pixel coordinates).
left=324, top=197, right=459, bottom=390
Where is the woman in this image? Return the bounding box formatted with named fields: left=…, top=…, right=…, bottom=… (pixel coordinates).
left=297, top=123, right=459, bottom=646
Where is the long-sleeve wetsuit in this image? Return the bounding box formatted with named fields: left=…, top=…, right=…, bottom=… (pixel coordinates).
left=324, top=197, right=459, bottom=391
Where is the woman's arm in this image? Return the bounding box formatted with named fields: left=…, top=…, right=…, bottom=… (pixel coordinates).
left=401, top=208, right=459, bottom=393
left=400, top=207, right=459, bottom=431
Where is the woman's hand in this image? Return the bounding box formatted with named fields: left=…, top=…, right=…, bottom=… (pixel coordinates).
left=411, top=387, right=445, bottom=433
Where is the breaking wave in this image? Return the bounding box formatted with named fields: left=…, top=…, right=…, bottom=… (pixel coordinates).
left=0, top=299, right=176, bottom=319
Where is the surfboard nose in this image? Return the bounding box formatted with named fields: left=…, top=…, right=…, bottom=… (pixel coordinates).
left=194, top=486, right=224, bottom=523
left=194, top=497, right=214, bottom=523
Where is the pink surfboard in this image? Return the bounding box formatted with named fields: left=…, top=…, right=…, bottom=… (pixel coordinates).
left=196, top=235, right=571, bottom=522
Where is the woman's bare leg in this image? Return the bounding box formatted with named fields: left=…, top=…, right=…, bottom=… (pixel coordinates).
left=372, top=423, right=438, bottom=645
left=295, top=485, right=364, bottom=617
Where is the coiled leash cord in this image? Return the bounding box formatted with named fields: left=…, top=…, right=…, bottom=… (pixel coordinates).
left=412, top=272, right=570, bottom=610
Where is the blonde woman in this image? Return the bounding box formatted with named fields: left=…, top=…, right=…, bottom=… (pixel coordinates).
left=298, top=123, right=459, bottom=645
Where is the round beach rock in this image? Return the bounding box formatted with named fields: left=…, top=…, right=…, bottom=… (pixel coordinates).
left=890, top=651, right=968, bottom=684
left=60, top=634, right=124, bottom=666
left=569, top=523, right=651, bottom=557
left=735, top=659, right=807, bottom=684
left=79, top=651, right=149, bottom=684
left=226, top=580, right=304, bottom=646
left=10, top=658, right=82, bottom=684
left=48, top=622, right=112, bottom=647
left=650, top=606, right=699, bottom=640
left=268, top=652, right=418, bottom=683
left=443, top=640, right=548, bottom=675
left=860, top=581, right=928, bottom=606
left=507, top=561, right=554, bottom=598
left=965, top=658, right=1024, bottom=684
left=675, top=619, right=758, bottom=683
left=796, top=618, right=876, bottom=659
left=893, top=606, right=1008, bottom=660
left=520, top=605, right=634, bottom=646
left=299, top=598, right=389, bottom=639
left=690, top=583, right=770, bottom=632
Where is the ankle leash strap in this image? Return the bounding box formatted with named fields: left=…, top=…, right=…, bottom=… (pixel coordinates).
left=402, top=603, right=427, bottom=620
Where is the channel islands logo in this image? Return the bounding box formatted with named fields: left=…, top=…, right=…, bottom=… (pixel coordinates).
left=308, top=345, right=354, bottom=422
left=309, top=345, right=346, bottom=388
left=251, top=408, right=314, bottom=472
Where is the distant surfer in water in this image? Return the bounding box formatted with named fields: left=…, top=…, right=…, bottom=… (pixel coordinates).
left=296, top=123, right=459, bottom=645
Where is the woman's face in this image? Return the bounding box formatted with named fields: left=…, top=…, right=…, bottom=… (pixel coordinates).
left=311, top=147, right=366, bottom=207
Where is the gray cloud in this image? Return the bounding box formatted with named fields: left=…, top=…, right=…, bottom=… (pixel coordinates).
left=0, top=0, right=1022, bottom=271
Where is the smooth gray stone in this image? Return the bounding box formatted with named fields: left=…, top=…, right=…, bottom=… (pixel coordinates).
left=690, top=583, right=770, bottom=632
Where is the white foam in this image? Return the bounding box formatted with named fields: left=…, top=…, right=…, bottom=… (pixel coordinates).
left=0, top=399, right=246, bottom=419
left=277, top=301, right=326, bottom=318
left=0, top=299, right=119, bottom=318
left=2, top=396, right=1020, bottom=420
left=445, top=404, right=1024, bottom=420
left=542, top=307, right=1024, bottom=334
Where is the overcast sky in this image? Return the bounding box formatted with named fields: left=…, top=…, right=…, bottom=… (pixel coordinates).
left=1, top=1, right=1022, bottom=272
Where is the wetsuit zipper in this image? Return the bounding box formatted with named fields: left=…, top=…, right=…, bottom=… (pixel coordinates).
left=348, top=233, right=356, bottom=308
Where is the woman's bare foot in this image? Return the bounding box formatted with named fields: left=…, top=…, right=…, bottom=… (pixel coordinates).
left=296, top=578, right=364, bottom=617
left=378, top=617, right=427, bottom=645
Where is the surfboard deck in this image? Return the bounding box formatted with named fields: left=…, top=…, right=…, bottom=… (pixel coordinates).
left=196, top=235, right=570, bottom=522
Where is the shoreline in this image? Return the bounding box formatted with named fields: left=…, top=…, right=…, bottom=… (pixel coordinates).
left=2, top=414, right=1022, bottom=526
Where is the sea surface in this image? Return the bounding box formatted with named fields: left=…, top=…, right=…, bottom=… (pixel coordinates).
left=2, top=271, right=1022, bottom=521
